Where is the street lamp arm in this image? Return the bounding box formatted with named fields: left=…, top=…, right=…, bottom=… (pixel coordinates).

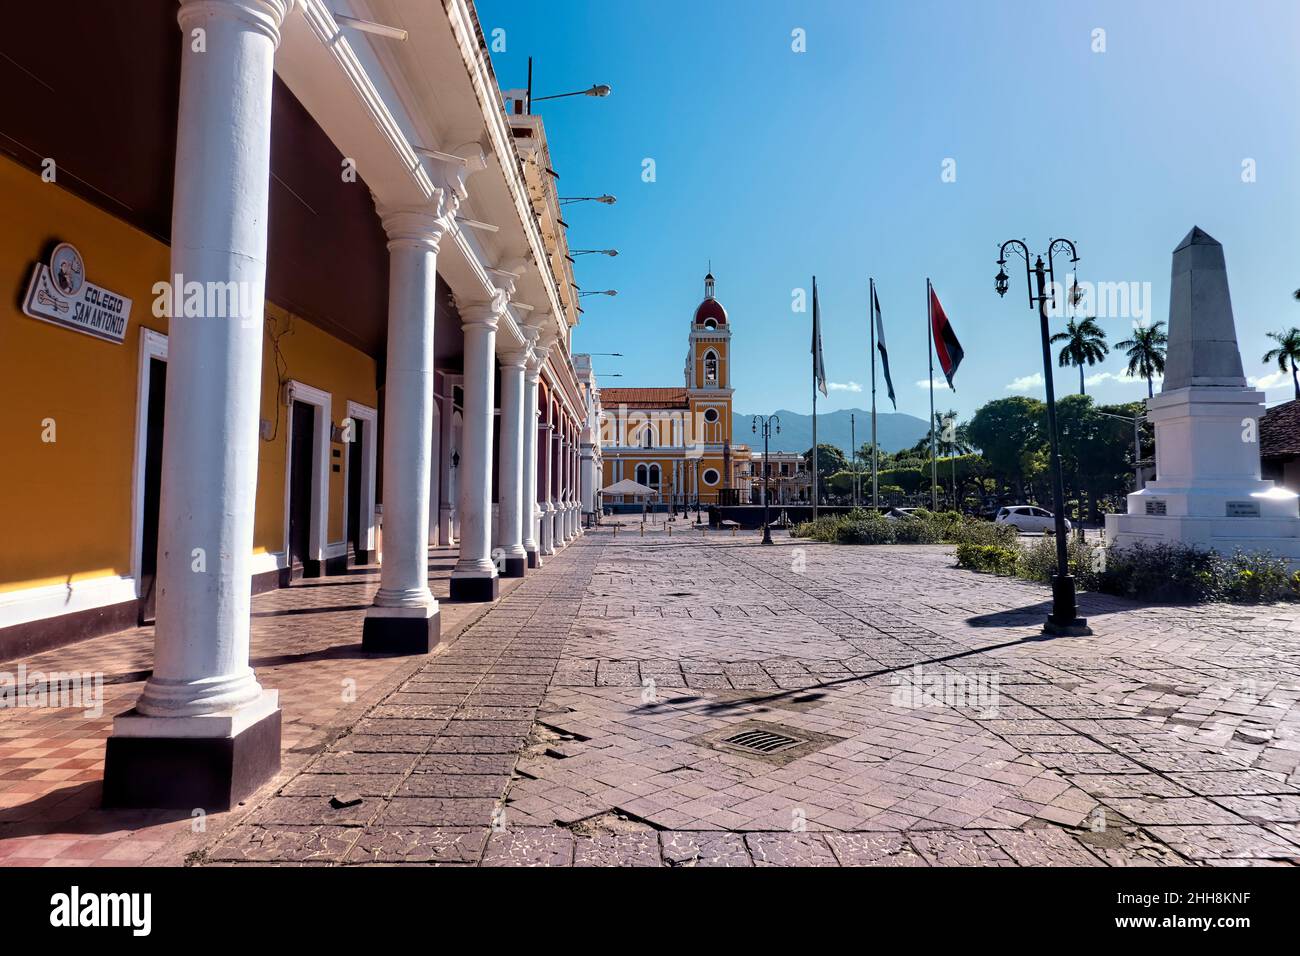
left=997, top=239, right=1034, bottom=306
left=1045, top=238, right=1081, bottom=296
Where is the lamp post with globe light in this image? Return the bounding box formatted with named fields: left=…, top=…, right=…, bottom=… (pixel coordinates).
left=995, top=237, right=1091, bottom=637
left=752, top=414, right=781, bottom=545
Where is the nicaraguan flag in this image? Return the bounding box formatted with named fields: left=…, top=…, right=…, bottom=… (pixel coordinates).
left=873, top=284, right=896, bottom=410
left=812, top=276, right=827, bottom=396
left=929, top=285, right=964, bottom=390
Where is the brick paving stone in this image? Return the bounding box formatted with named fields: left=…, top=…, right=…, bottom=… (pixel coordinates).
left=1143, top=824, right=1300, bottom=861
left=573, top=831, right=662, bottom=867
left=825, top=832, right=929, bottom=866
left=345, top=826, right=488, bottom=864
left=660, top=831, right=752, bottom=867
left=745, top=832, right=839, bottom=866
left=481, top=827, right=575, bottom=866
left=209, top=825, right=356, bottom=863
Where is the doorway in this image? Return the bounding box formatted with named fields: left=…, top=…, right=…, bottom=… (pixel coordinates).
left=137, top=357, right=166, bottom=625
left=347, top=416, right=365, bottom=563
left=288, top=399, right=316, bottom=580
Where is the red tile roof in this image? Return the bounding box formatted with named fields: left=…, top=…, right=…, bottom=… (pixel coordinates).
left=599, top=387, right=689, bottom=409
left=1261, top=398, right=1300, bottom=459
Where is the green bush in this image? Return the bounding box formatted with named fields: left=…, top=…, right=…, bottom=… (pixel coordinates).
left=1222, top=550, right=1292, bottom=603
left=947, top=516, right=1019, bottom=548
left=1015, top=534, right=1102, bottom=590
left=793, top=515, right=842, bottom=542
left=955, top=543, right=1019, bottom=575
left=837, top=515, right=899, bottom=546
left=892, top=517, right=942, bottom=544
left=1095, top=543, right=1226, bottom=603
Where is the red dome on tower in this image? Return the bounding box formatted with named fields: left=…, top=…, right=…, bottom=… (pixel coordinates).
left=693, top=271, right=727, bottom=326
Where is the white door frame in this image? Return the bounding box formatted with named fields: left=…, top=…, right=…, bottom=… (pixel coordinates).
left=343, top=399, right=379, bottom=558
left=130, top=328, right=169, bottom=598
left=282, top=379, right=332, bottom=567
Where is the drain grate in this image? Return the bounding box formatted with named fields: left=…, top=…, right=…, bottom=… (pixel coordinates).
left=721, top=728, right=803, bottom=754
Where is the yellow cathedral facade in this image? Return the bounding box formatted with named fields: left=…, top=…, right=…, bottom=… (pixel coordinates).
left=599, top=273, right=751, bottom=507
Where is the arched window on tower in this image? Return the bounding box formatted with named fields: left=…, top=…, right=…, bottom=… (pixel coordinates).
left=703, top=349, right=719, bottom=385
left=648, top=464, right=661, bottom=490
left=642, top=424, right=654, bottom=448
left=635, top=464, right=648, bottom=486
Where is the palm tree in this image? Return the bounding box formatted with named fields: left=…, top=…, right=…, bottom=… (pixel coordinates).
left=1263, top=328, right=1300, bottom=399
left=1115, top=321, right=1168, bottom=398
left=1050, top=316, right=1109, bottom=395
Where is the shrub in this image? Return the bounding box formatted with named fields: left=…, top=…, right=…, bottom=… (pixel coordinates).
left=892, top=517, right=942, bottom=544
left=947, top=516, right=1019, bottom=548
left=793, top=515, right=841, bottom=542
left=1015, top=534, right=1102, bottom=590
left=835, top=514, right=896, bottom=545
left=955, top=543, right=1019, bottom=575
left=1222, top=550, right=1292, bottom=603
left=1095, top=543, right=1226, bottom=603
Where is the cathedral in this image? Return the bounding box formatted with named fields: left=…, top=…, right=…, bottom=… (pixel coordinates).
left=600, top=273, right=751, bottom=507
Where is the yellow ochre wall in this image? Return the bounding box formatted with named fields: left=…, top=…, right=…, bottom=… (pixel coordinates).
left=0, top=156, right=377, bottom=596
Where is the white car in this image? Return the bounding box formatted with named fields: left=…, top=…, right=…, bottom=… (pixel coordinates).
left=994, top=505, right=1071, bottom=534
left=884, top=507, right=923, bottom=521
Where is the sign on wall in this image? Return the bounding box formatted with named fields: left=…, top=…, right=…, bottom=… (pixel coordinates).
left=22, top=242, right=132, bottom=344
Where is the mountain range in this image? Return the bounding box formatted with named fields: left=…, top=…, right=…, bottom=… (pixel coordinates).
left=733, top=407, right=931, bottom=455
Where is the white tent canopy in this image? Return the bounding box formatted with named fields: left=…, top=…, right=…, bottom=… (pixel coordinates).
left=600, top=478, right=657, bottom=496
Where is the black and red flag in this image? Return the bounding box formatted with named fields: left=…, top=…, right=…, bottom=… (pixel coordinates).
left=928, top=282, right=964, bottom=390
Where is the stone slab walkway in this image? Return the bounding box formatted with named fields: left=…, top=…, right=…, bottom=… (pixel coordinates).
left=210, top=528, right=1300, bottom=866
left=6, top=526, right=1300, bottom=866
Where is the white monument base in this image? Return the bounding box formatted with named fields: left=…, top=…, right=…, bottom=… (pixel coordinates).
left=1105, top=386, right=1300, bottom=566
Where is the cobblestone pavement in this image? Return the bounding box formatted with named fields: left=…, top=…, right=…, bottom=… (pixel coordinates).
left=0, top=546, right=526, bottom=866
left=197, top=527, right=1300, bottom=867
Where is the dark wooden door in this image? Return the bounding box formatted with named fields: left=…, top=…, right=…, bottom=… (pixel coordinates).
left=346, top=418, right=364, bottom=562
left=138, top=358, right=166, bottom=625
left=288, top=400, right=315, bottom=580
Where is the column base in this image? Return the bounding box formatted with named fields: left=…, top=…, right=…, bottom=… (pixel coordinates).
left=450, top=574, right=499, bottom=602
left=362, top=604, right=441, bottom=654
left=103, top=691, right=281, bottom=811
left=504, top=555, right=527, bottom=578
left=352, top=549, right=374, bottom=566
left=526, top=548, right=541, bottom=569
left=324, top=554, right=348, bottom=576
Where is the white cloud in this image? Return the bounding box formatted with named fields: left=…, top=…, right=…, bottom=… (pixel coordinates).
left=1005, top=373, right=1044, bottom=392
left=914, top=378, right=948, bottom=389
left=1084, top=369, right=1158, bottom=388
left=828, top=381, right=862, bottom=392
left=1249, top=370, right=1292, bottom=390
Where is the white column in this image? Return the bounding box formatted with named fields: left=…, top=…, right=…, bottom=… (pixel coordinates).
left=567, top=429, right=578, bottom=540
left=362, top=204, right=447, bottom=652
left=542, top=400, right=557, bottom=555
left=105, top=0, right=289, bottom=810
left=523, top=351, right=543, bottom=567
left=498, top=347, right=529, bottom=577
left=438, top=379, right=456, bottom=545
left=452, top=301, right=502, bottom=601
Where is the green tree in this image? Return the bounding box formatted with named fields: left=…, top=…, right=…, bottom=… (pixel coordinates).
left=803, top=443, right=848, bottom=486
left=967, top=397, right=1045, bottom=499
left=1114, top=321, right=1168, bottom=398
left=1262, top=328, right=1300, bottom=399
left=1050, top=316, right=1109, bottom=395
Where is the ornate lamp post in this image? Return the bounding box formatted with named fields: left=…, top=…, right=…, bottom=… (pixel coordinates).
left=692, top=459, right=702, bottom=521
left=996, top=238, right=1092, bottom=636
left=752, top=414, right=781, bottom=545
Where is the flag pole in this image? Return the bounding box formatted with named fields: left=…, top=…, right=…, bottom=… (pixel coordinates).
left=870, top=278, right=879, bottom=510
left=812, top=275, right=819, bottom=520
left=927, top=277, right=938, bottom=511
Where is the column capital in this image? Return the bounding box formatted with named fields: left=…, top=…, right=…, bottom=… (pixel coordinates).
left=460, top=289, right=508, bottom=331
left=376, top=197, right=453, bottom=253
left=178, top=0, right=293, bottom=45
left=499, top=345, right=530, bottom=369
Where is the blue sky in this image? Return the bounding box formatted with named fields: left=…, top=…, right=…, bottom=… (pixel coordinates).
left=478, top=0, right=1300, bottom=419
